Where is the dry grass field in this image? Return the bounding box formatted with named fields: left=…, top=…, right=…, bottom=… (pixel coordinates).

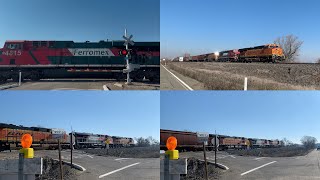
left=168, top=62, right=320, bottom=90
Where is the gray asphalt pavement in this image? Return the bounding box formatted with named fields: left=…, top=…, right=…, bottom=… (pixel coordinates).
left=1, top=79, right=159, bottom=90
left=180, top=149, right=320, bottom=180
left=160, top=64, right=203, bottom=90
left=36, top=150, right=159, bottom=180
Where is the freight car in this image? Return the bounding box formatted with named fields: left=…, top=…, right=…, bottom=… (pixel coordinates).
left=0, top=123, right=68, bottom=151
left=160, top=129, right=208, bottom=151
left=189, top=53, right=216, bottom=62
left=0, top=40, right=160, bottom=82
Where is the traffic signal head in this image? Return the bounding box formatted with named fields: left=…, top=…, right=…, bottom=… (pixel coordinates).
left=119, top=49, right=128, bottom=56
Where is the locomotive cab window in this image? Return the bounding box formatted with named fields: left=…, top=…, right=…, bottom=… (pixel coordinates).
left=41, top=41, right=47, bottom=47
left=33, top=41, right=40, bottom=47
left=6, top=44, right=21, bottom=50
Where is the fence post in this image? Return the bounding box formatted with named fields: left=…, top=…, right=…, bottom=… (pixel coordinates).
left=70, top=132, right=73, bottom=167
left=215, top=132, right=217, bottom=168
left=164, top=154, right=170, bottom=180
left=58, top=139, right=63, bottom=180
left=19, top=72, right=22, bottom=86
left=244, top=77, right=248, bottom=91
left=18, top=153, right=24, bottom=180
left=203, top=143, right=208, bottom=180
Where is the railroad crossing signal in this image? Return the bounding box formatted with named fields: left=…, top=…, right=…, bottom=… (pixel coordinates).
left=123, top=34, right=134, bottom=46
left=119, top=49, right=129, bottom=56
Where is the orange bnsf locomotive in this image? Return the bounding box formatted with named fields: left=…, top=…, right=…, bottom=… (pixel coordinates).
left=0, top=123, right=69, bottom=151
left=217, top=44, right=285, bottom=63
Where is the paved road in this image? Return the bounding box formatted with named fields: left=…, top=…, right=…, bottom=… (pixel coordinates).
left=1, top=79, right=159, bottom=90
left=180, top=150, right=320, bottom=180
left=160, top=64, right=203, bottom=90
left=37, top=150, right=159, bottom=180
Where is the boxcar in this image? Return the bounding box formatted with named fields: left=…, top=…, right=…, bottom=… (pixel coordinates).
left=160, top=129, right=205, bottom=151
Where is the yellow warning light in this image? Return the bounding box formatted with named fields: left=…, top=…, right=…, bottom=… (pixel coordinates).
left=166, top=136, right=177, bottom=150
left=21, top=134, right=32, bottom=148
left=165, top=136, right=179, bottom=160
left=20, top=134, right=34, bottom=158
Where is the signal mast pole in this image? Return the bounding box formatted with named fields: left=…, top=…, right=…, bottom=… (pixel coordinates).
left=125, top=29, right=132, bottom=84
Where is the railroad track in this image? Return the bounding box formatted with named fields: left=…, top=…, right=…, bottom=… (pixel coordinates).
left=177, top=61, right=319, bottom=65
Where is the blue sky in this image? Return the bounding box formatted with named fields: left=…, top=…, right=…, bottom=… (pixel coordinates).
left=161, top=91, right=320, bottom=144
left=0, top=91, right=160, bottom=141
left=0, top=0, right=160, bottom=47
left=161, top=0, right=320, bottom=62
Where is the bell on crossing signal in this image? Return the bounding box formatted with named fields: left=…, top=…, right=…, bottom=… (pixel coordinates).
left=119, top=49, right=128, bottom=56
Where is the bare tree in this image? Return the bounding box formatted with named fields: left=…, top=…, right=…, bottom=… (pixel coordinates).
left=274, top=35, right=303, bottom=62
left=147, top=136, right=160, bottom=146
left=301, top=136, right=317, bottom=149
left=135, top=136, right=159, bottom=147
left=282, top=138, right=293, bottom=146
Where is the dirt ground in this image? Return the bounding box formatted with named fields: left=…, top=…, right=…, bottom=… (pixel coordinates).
left=169, top=62, right=320, bottom=90
left=226, top=146, right=312, bottom=157
left=36, top=157, right=79, bottom=180
left=83, top=146, right=160, bottom=158
left=180, top=157, right=222, bottom=180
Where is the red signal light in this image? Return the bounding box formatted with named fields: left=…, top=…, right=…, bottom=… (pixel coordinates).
left=119, top=49, right=128, bottom=56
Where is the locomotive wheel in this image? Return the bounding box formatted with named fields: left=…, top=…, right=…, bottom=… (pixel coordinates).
left=11, top=74, right=20, bottom=82
left=0, top=76, right=7, bottom=82
left=133, top=73, right=144, bottom=82
left=30, top=73, right=40, bottom=81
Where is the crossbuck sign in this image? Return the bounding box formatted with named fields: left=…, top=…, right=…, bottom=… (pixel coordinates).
left=123, top=34, right=134, bottom=46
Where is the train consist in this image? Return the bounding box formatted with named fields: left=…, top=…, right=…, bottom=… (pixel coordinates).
left=73, top=132, right=134, bottom=149
left=0, top=40, right=160, bottom=82
left=160, top=129, right=284, bottom=151
left=175, top=44, right=285, bottom=63
left=0, top=123, right=134, bottom=151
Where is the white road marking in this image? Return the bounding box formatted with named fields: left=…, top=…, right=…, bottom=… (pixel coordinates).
left=229, top=155, right=236, bottom=158
left=103, top=85, right=110, bottom=91
left=86, top=155, right=94, bottom=158
left=254, top=157, right=266, bottom=160
left=53, top=159, right=86, bottom=171
left=216, top=163, right=229, bottom=170
left=161, top=64, right=194, bottom=91
left=241, top=161, right=277, bottom=176
left=114, top=158, right=132, bottom=161
left=98, top=162, right=140, bottom=178
left=51, top=88, right=100, bottom=91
